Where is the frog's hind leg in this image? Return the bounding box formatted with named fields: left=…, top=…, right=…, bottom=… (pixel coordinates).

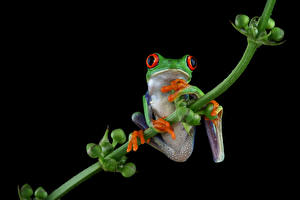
left=142, top=91, right=195, bottom=162
left=204, top=105, right=224, bottom=163
left=131, top=112, right=149, bottom=130
left=149, top=125, right=196, bottom=162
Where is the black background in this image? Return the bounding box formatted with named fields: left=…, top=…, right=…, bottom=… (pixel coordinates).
left=6, top=0, right=296, bottom=199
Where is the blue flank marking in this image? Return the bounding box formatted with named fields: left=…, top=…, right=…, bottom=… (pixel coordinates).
left=145, top=91, right=151, bottom=105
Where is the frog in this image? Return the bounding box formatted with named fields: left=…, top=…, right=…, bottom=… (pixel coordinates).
left=127, top=53, right=224, bottom=163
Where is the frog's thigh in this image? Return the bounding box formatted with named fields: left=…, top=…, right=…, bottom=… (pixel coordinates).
left=149, top=132, right=194, bottom=162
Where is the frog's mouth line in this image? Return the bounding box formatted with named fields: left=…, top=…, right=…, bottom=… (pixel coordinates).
left=150, top=69, right=190, bottom=80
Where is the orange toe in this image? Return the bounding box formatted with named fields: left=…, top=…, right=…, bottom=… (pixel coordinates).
left=209, top=100, right=219, bottom=117
left=127, top=140, right=132, bottom=152
left=152, top=118, right=176, bottom=140
left=127, top=130, right=145, bottom=152
left=161, top=79, right=189, bottom=102
left=161, top=85, right=175, bottom=93
left=161, top=79, right=189, bottom=93
left=167, top=91, right=180, bottom=102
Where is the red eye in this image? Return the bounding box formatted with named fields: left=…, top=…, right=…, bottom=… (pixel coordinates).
left=187, top=56, right=197, bottom=71
left=146, top=54, right=159, bottom=69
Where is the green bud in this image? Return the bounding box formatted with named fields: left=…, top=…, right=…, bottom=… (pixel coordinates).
left=205, top=104, right=214, bottom=116
left=86, top=143, right=102, bottom=158
left=119, top=155, right=128, bottom=165
left=173, top=106, right=189, bottom=122
left=100, top=141, right=114, bottom=156
left=185, top=110, right=201, bottom=126
left=203, top=104, right=218, bottom=120
left=252, top=27, right=258, bottom=37
left=120, top=162, right=136, bottom=178
left=102, top=158, right=118, bottom=172
left=235, top=14, right=250, bottom=29
left=111, top=129, right=126, bottom=147
left=34, top=187, right=48, bottom=199
left=100, top=127, right=110, bottom=146
left=266, top=18, right=275, bottom=30
left=257, top=30, right=268, bottom=39
left=269, top=27, right=284, bottom=42
left=20, top=184, right=33, bottom=198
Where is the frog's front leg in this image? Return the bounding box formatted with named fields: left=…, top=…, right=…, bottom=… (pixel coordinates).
left=163, top=79, right=225, bottom=163
left=161, top=79, right=204, bottom=126
left=163, top=79, right=222, bottom=126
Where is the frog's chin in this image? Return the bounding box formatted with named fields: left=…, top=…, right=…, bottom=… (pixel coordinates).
left=150, top=69, right=190, bottom=81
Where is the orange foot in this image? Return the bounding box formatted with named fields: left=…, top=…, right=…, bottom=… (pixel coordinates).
left=205, top=100, right=220, bottom=126
left=161, top=79, right=189, bottom=102
left=127, top=130, right=150, bottom=152
left=209, top=100, right=219, bottom=117
left=152, top=118, right=176, bottom=140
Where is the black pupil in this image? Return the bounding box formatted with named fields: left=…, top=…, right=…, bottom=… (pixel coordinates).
left=148, top=56, right=155, bottom=66
left=191, top=57, right=197, bottom=67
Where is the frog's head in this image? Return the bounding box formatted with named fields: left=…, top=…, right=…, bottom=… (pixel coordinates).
left=145, top=53, right=197, bottom=83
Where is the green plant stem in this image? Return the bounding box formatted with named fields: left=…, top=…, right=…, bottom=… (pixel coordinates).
left=257, top=0, right=276, bottom=34
left=190, top=0, right=275, bottom=112
left=45, top=1, right=276, bottom=199
left=46, top=117, right=174, bottom=200
left=46, top=162, right=102, bottom=200
left=189, top=40, right=259, bottom=112
left=190, top=0, right=276, bottom=111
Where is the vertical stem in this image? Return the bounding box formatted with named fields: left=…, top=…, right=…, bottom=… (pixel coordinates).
left=257, top=0, right=276, bottom=33
left=190, top=0, right=276, bottom=112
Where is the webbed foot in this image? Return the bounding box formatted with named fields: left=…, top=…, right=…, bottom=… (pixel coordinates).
left=152, top=118, right=176, bottom=140
left=161, top=79, right=189, bottom=102
left=205, top=100, right=221, bottom=127
left=127, top=130, right=149, bottom=152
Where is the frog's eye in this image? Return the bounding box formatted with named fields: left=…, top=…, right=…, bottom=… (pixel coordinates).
left=187, top=56, right=197, bottom=71
left=146, top=54, right=159, bottom=69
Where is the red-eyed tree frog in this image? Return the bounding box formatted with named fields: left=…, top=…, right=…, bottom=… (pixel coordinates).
left=127, top=53, right=224, bottom=163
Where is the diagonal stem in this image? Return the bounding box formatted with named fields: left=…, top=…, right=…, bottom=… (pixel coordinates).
left=189, top=40, right=259, bottom=112
left=46, top=162, right=102, bottom=200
